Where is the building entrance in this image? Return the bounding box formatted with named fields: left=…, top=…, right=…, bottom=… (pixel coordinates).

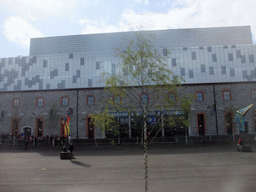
left=198, top=114, right=205, bottom=136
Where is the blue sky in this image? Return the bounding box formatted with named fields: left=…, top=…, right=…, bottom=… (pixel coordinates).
left=0, top=0, right=256, bottom=58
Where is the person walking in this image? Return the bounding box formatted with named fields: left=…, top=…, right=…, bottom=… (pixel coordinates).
left=24, top=136, right=28, bottom=150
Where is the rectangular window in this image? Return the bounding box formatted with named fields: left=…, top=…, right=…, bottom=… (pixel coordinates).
left=65, top=63, right=69, bottom=71
left=236, top=50, right=241, bottom=58
left=112, top=63, right=116, bottom=75
left=241, top=55, right=246, bottom=63
left=88, top=96, right=94, bottom=105
left=62, top=97, right=68, bottom=106
left=209, top=67, right=214, bottom=75
left=224, top=91, right=231, bottom=100
left=169, top=93, right=175, bottom=102
left=223, top=45, right=228, bottom=49
left=242, top=70, right=247, bottom=79
left=96, top=61, right=100, bottom=69
left=69, top=53, right=73, bottom=59
left=228, top=53, right=233, bottom=61
left=221, top=66, right=226, bottom=74
left=37, top=98, right=43, bottom=107
left=249, top=55, right=254, bottom=63
left=88, top=79, right=92, bottom=87
left=252, top=90, right=256, bottom=99
left=80, top=58, right=84, bottom=65
left=201, top=65, right=205, bottom=73
left=114, top=96, right=120, bottom=104
left=189, top=70, right=194, bottom=78
left=183, top=47, right=187, bottom=50
left=212, top=54, right=217, bottom=62
left=207, top=46, right=212, bottom=52
left=230, top=68, right=235, bottom=77
left=8, top=58, right=12, bottom=65
left=43, top=60, right=47, bottom=67
left=199, top=46, right=203, bottom=50
left=163, top=48, right=167, bottom=56
left=231, top=45, right=236, bottom=48
left=14, top=99, right=19, bottom=108
left=191, top=52, right=196, bottom=60
left=196, top=92, right=203, bottom=101
left=141, top=94, right=148, bottom=104
left=180, top=68, right=185, bottom=76
left=172, top=58, right=176, bottom=66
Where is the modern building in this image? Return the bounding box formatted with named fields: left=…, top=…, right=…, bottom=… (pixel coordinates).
left=0, top=26, right=255, bottom=141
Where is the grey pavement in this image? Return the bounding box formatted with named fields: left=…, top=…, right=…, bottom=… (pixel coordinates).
left=0, top=142, right=256, bottom=192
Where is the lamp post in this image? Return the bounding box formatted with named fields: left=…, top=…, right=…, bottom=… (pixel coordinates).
left=117, top=110, right=120, bottom=145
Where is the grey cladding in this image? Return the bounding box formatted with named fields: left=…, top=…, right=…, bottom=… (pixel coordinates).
left=0, top=26, right=255, bottom=92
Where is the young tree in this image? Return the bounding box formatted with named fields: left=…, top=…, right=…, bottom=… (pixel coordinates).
left=91, top=32, right=192, bottom=192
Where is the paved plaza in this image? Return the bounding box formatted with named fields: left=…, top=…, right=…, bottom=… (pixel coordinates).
left=0, top=142, right=256, bottom=192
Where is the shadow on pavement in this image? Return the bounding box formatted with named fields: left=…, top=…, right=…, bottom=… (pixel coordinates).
left=70, top=160, right=91, bottom=168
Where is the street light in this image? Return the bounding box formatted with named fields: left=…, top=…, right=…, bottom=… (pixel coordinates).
left=117, top=110, right=120, bottom=145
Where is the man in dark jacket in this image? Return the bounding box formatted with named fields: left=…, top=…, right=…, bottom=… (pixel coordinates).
left=24, top=136, right=28, bottom=150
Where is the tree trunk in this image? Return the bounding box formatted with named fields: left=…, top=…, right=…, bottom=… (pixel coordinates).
left=143, top=111, right=148, bottom=192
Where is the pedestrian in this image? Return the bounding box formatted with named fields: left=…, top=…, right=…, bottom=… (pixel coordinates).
left=24, top=136, right=28, bottom=150
left=69, top=143, right=74, bottom=158
left=238, top=138, right=244, bottom=145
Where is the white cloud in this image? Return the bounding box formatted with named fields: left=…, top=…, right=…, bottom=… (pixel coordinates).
left=133, top=0, right=149, bottom=5
left=80, top=0, right=256, bottom=42
left=3, top=16, right=44, bottom=47
left=79, top=19, right=91, bottom=24
left=2, top=0, right=78, bottom=20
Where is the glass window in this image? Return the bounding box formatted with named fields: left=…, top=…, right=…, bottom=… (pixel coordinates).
left=228, top=53, right=233, bottom=61
left=254, top=112, right=256, bottom=132
left=196, top=92, right=203, bottom=101
left=252, top=90, right=256, bottom=99
left=141, top=94, right=148, bottom=104
left=172, top=58, right=176, bottom=66
left=80, top=58, right=84, bottom=65
left=230, top=68, right=235, bottom=77
left=37, top=98, right=43, bottom=107
left=212, top=54, right=217, bottom=62
left=223, top=91, right=231, bottom=100
left=163, top=48, right=167, bottom=56
left=209, top=67, right=214, bottom=75
left=114, top=96, right=121, bottom=104
left=207, top=46, right=212, bottom=52
left=241, top=55, right=246, bottom=63
left=249, top=55, right=254, bottom=63
left=62, top=97, right=68, bottom=106
left=96, top=62, right=100, bottom=70
left=191, top=52, right=196, bottom=60
left=112, top=63, right=116, bottom=75
left=201, top=65, right=205, bottom=73
left=88, top=96, right=94, bottom=105
left=180, top=68, right=185, bottom=76
left=169, top=93, right=175, bottom=102
left=14, top=99, right=19, bottom=108
left=221, top=66, right=226, bottom=74
left=189, top=70, right=194, bottom=78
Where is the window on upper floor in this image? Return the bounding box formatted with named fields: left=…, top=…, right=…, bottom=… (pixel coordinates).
left=13, top=99, right=20, bottom=108
left=62, top=97, right=69, bottom=107
left=141, top=94, right=148, bottom=104
left=37, top=98, right=44, bottom=107
left=169, top=92, right=176, bottom=103
left=114, top=95, right=121, bottom=104
left=87, top=96, right=94, bottom=106
left=251, top=90, right=256, bottom=99
left=223, top=90, right=231, bottom=100
left=196, top=91, right=204, bottom=101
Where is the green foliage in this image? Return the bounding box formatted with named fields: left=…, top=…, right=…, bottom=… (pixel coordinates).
left=93, top=31, right=192, bottom=139
left=90, top=109, right=119, bottom=136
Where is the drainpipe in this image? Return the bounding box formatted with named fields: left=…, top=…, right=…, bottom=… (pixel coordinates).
left=76, top=89, right=79, bottom=139
left=213, top=84, right=219, bottom=137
